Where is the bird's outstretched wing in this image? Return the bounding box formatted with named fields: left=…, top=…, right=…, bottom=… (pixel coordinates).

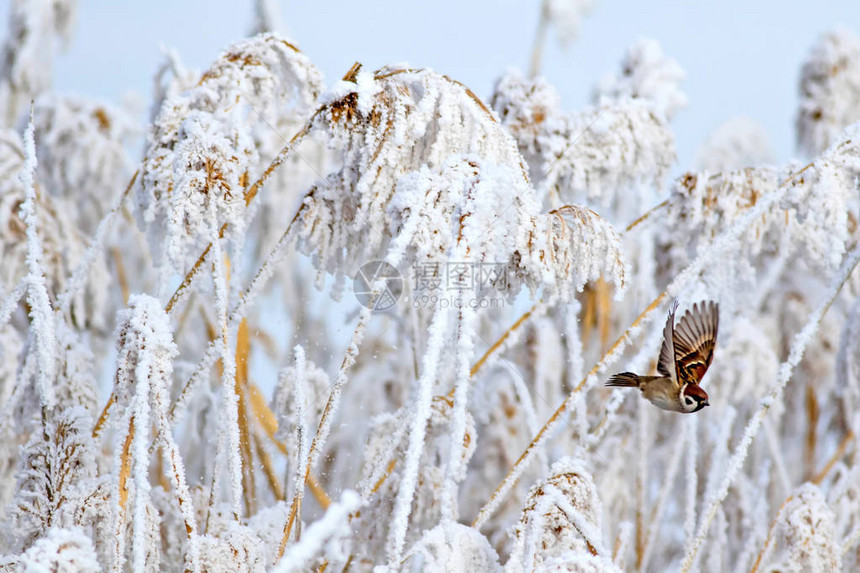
left=656, top=300, right=679, bottom=380
left=673, top=301, right=719, bottom=386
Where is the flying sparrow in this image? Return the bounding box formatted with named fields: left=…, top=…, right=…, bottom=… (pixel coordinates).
left=606, top=300, right=719, bottom=413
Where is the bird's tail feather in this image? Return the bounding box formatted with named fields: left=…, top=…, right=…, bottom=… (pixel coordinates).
left=605, top=372, right=642, bottom=387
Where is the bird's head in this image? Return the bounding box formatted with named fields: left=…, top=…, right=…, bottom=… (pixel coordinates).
left=681, top=384, right=709, bottom=413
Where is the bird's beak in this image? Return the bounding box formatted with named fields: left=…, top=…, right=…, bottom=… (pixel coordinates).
left=704, top=402, right=710, bottom=407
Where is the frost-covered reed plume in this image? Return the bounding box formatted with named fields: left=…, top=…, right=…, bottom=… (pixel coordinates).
left=1, top=2, right=860, bottom=572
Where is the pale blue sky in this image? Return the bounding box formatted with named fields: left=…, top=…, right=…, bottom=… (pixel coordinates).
left=6, top=1, right=860, bottom=168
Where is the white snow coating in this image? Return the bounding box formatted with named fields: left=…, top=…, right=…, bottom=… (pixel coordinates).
left=17, top=527, right=101, bottom=573
left=693, top=116, right=775, bottom=172
left=797, top=28, right=860, bottom=157
left=594, top=37, right=688, bottom=122
left=386, top=308, right=451, bottom=566
left=109, top=294, right=179, bottom=571
left=545, top=0, right=596, bottom=47
left=273, top=490, right=361, bottom=573
left=138, top=32, right=323, bottom=275
left=492, top=68, right=676, bottom=212
left=19, top=111, right=57, bottom=408
left=402, top=520, right=501, bottom=572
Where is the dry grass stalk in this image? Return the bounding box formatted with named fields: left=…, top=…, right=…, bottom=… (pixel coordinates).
left=277, top=307, right=373, bottom=557
left=581, top=277, right=613, bottom=350
left=253, top=430, right=284, bottom=501
left=110, top=247, right=129, bottom=304
left=245, top=373, right=332, bottom=508
left=235, top=319, right=256, bottom=517
left=117, top=416, right=135, bottom=529
left=805, top=383, right=819, bottom=480
left=810, top=430, right=855, bottom=485
left=470, top=301, right=541, bottom=379
left=625, top=198, right=669, bottom=232
left=165, top=187, right=311, bottom=426
left=749, top=494, right=795, bottom=573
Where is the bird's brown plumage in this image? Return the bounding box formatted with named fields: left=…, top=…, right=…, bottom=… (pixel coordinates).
left=606, top=300, right=719, bottom=413
left=672, top=300, right=718, bottom=386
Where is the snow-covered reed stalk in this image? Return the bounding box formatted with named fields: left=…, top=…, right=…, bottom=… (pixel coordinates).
left=110, top=295, right=179, bottom=572
left=0, top=280, right=26, bottom=328
left=638, top=429, right=685, bottom=571
left=635, top=398, right=649, bottom=566
left=385, top=308, right=450, bottom=566
left=684, top=415, right=699, bottom=547
left=167, top=202, right=305, bottom=425
left=468, top=300, right=550, bottom=379
left=835, top=295, right=860, bottom=435
left=56, top=171, right=137, bottom=315
left=151, top=370, right=200, bottom=571
left=440, top=304, right=478, bottom=520
left=508, top=458, right=613, bottom=571
left=130, top=333, right=152, bottom=573
left=583, top=315, right=665, bottom=452
left=749, top=492, right=796, bottom=573
left=273, top=490, right=362, bottom=573
left=289, top=345, right=309, bottom=539
left=209, top=232, right=242, bottom=521
left=279, top=305, right=373, bottom=556
left=842, top=525, right=860, bottom=560
left=19, top=111, right=56, bottom=408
